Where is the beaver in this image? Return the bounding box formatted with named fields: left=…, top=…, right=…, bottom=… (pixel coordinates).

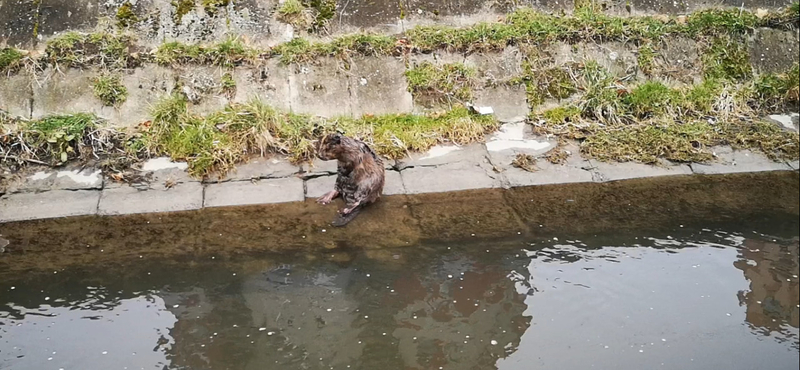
left=316, top=132, right=385, bottom=227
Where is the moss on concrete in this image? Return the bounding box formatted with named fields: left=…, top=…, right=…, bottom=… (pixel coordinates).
left=116, top=1, right=138, bottom=28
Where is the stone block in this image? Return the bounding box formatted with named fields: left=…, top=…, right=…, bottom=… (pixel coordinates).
left=0, top=190, right=99, bottom=222
left=383, top=170, right=405, bottom=195
left=98, top=182, right=204, bottom=215
left=31, top=68, right=106, bottom=119
left=38, top=0, right=99, bottom=36
left=302, top=159, right=339, bottom=177
left=289, top=60, right=353, bottom=117
left=0, top=0, right=37, bottom=47
left=789, top=160, right=799, bottom=170
left=589, top=159, right=693, bottom=182
left=0, top=73, right=32, bottom=118
left=473, top=85, right=529, bottom=123
left=305, top=175, right=336, bottom=199
left=233, top=62, right=292, bottom=111
left=501, top=146, right=594, bottom=187
left=110, top=65, right=177, bottom=128
left=690, top=147, right=792, bottom=175
left=401, top=161, right=502, bottom=194
left=465, top=47, right=523, bottom=83
left=208, top=157, right=301, bottom=182
left=397, top=142, right=488, bottom=169
left=349, top=56, right=414, bottom=116
left=749, top=28, right=799, bottom=74
left=204, top=178, right=304, bottom=208
left=7, top=168, right=103, bottom=193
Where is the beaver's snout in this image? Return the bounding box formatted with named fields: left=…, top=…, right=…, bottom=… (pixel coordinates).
left=317, top=133, right=343, bottom=161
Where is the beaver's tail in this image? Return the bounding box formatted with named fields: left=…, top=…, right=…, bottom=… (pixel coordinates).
left=331, top=206, right=363, bottom=227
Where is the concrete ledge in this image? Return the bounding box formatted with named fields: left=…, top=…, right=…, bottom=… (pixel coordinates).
left=690, top=147, right=793, bottom=174
left=590, top=159, right=693, bottom=182
left=2, top=171, right=797, bottom=276
left=401, top=162, right=502, bottom=194
left=204, top=178, right=305, bottom=208
left=98, top=182, right=204, bottom=215
left=0, top=190, right=99, bottom=222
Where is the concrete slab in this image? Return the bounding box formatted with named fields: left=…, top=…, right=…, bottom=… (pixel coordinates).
left=305, top=175, right=336, bottom=199
left=788, top=160, right=799, bottom=170
left=401, top=161, right=502, bottom=194
left=485, top=121, right=555, bottom=158
left=0, top=73, right=32, bottom=119
left=302, top=159, right=339, bottom=177
left=501, top=149, right=595, bottom=187
left=204, top=178, right=304, bottom=208
left=383, top=170, right=405, bottom=195
left=98, top=182, right=204, bottom=216
left=349, top=56, right=414, bottom=116
left=289, top=59, right=353, bottom=117
left=6, top=167, right=103, bottom=193
left=31, top=68, right=108, bottom=120
left=473, top=85, right=529, bottom=123
left=208, top=157, right=301, bottom=182
left=233, top=60, right=292, bottom=112
left=589, top=159, right=693, bottom=182
left=397, top=142, right=489, bottom=169
left=0, top=190, right=99, bottom=222
left=690, top=147, right=792, bottom=174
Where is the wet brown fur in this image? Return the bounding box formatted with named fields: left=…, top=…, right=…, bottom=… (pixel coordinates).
left=316, top=133, right=385, bottom=227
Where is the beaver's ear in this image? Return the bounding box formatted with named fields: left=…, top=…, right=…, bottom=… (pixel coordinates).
left=330, top=133, right=342, bottom=144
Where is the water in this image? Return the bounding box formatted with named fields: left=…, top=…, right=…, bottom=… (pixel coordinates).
left=1, top=218, right=798, bottom=370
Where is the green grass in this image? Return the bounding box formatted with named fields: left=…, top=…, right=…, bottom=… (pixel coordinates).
left=637, top=43, right=655, bottom=75
left=45, top=31, right=130, bottom=68
left=220, top=72, right=236, bottom=97
left=155, top=36, right=255, bottom=66
left=702, top=37, right=752, bottom=81
left=404, top=62, right=477, bottom=105
left=623, top=81, right=677, bottom=118
left=277, top=0, right=311, bottom=27
left=92, top=74, right=128, bottom=107
left=139, top=95, right=496, bottom=176
left=25, top=113, right=98, bottom=164
left=0, top=48, right=25, bottom=72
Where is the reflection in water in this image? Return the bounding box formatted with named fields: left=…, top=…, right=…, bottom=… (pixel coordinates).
left=735, top=236, right=800, bottom=347
left=1, top=226, right=799, bottom=370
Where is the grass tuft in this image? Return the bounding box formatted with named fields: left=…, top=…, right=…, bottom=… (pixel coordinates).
left=45, top=31, right=131, bottom=69
left=277, top=0, right=313, bottom=27
left=92, top=74, right=129, bottom=107
left=404, top=62, right=477, bottom=105
left=0, top=48, right=25, bottom=72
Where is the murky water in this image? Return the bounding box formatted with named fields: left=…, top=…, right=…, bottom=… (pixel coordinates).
left=1, top=215, right=798, bottom=370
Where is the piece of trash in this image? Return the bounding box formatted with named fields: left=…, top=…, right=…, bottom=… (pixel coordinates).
left=466, top=103, right=494, bottom=115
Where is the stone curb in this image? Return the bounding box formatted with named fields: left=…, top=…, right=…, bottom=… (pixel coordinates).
left=1, top=144, right=798, bottom=223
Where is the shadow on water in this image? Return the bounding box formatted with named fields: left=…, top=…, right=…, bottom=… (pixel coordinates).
left=0, top=172, right=799, bottom=369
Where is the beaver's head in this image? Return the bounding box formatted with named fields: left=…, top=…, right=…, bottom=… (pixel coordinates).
left=317, top=132, right=346, bottom=161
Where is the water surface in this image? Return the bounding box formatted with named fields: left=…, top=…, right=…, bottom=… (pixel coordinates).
left=1, top=217, right=798, bottom=370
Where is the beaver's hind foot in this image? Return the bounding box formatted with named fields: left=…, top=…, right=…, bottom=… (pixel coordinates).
left=332, top=206, right=363, bottom=227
